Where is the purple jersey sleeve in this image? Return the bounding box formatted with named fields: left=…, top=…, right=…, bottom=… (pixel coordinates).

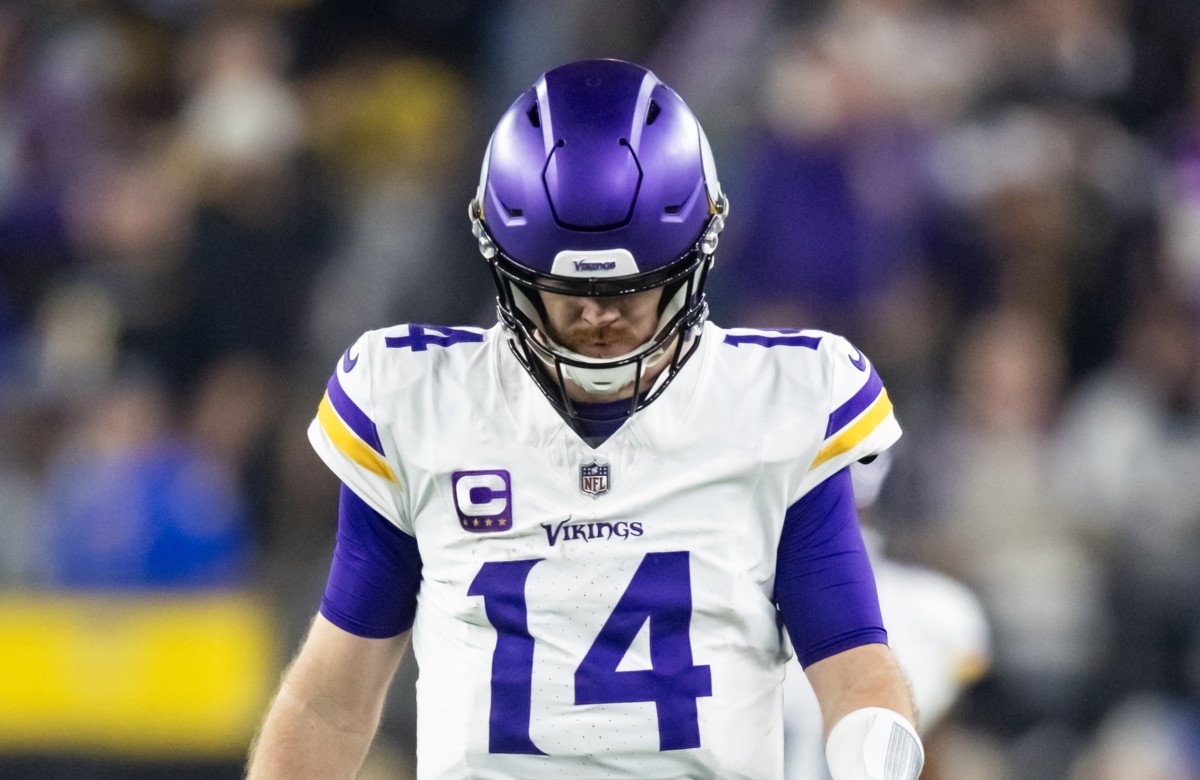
left=774, top=468, right=887, bottom=667
left=320, top=484, right=422, bottom=638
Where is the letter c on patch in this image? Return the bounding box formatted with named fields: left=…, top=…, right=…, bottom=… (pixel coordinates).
left=451, top=470, right=514, bottom=533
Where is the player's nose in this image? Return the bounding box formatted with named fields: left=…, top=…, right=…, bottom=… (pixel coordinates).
left=578, top=297, right=623, bottom=327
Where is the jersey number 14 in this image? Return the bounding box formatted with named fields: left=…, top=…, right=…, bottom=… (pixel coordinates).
left=469, top=551, right=712, bottom=754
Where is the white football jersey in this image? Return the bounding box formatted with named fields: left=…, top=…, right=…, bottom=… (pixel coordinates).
left=308, top=321, right=900, bottom=780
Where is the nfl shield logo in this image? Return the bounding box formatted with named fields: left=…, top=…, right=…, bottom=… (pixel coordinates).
left=579, top=461, right=610, bottom=497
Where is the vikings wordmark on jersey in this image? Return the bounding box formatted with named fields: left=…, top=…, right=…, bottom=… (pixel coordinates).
left=308, top=321, right=899, bottom=780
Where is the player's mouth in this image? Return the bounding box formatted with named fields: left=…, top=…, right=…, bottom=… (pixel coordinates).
left=576, top=335, right=639, bottom=359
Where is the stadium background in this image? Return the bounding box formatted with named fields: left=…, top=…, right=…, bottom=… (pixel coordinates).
left=1, top=0, right=1200, bottom=777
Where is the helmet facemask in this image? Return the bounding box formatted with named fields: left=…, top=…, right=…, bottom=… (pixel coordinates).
left=472, top=197, right=726, bottom=426
left=467, top=59, right=728, bottom=434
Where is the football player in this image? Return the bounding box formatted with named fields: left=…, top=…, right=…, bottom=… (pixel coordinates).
left=248, top=59, right=922, bottom=780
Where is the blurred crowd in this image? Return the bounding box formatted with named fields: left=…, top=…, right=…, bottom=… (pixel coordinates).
left=3, top=0, right=1200, bottom=777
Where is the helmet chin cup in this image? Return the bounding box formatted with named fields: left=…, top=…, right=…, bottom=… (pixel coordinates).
left=561, top=358, right=639, bottom=396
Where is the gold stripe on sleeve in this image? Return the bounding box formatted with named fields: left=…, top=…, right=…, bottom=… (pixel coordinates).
left=317, top=393, right=398, bottom=483
left=810, top=391, right=894, bottom=470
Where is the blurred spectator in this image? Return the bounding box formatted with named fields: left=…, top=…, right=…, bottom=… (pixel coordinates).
left=911, top=307, right=1109, bottom=735
left=60, top=142, right=193, bottom=382
left=719, top=9, right=974, bottom=339
left=1055, top=296, right=1200, bottom=703
left=927, top=104, right=1157, bottom=382
left=38, top=369, right=252, bottom=589
left=0, top=5, right=112, bottom=374
left=303, top=53, right=488, bottom=356
left=186, top=352, right=279, bottom=542
left=168, top=11, right=333, bottom=382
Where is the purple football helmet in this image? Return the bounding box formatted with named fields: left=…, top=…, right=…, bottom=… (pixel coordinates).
left=469, top=59, right=728, bottom=422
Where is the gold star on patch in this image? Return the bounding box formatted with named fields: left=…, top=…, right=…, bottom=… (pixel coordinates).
left=485, top=519, right=493, bottom=527
left=499, top=518, right=507, bottom=526
left=472, top=519, right=480, bottom=527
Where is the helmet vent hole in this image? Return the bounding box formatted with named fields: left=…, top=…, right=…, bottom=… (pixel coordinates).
left=663, top=204, right=683, bottom=215
left=646, top=99, right=661, bottom=125
left=526, top=103, right=541, bottom=128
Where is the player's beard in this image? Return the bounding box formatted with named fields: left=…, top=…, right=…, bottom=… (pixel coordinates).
left=551, top=323, right=647, bottom=360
